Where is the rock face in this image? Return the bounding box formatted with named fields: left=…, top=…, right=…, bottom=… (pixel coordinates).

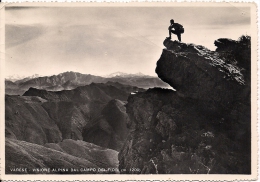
left=119, top=37, right=251, bottom=174
left=83, top=99, right=130, bottom=151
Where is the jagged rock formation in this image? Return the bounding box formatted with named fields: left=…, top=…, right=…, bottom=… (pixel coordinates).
left=119, top=37, right=251, bottom=174
left=6, top=138, right=118, bottom=174
left=214, top=36, right=251, bottom=78
left=6, top=82, right=134, bottom=151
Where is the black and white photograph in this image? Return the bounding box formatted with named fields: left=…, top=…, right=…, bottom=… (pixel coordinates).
left=1, top=2, right=258, bottom=181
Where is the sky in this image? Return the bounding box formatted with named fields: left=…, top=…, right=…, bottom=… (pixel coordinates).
left=5, top=5, right=251, bottom=77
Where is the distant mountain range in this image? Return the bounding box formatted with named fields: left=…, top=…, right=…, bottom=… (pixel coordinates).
left=105, top=72, right=152, bottom=78
left=6, top=74, right=42, bottom=82
left=6, top=72, right=151, bottom=81
left=5, top=71, right=169, bottom=95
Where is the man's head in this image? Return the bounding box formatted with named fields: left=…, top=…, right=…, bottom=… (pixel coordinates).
left=170, top=19, right=174, bottom=24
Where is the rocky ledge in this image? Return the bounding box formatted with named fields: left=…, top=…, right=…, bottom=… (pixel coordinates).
left=156, top=38, right=250, bottom=108
left=118, top=37, right=251, bottom=174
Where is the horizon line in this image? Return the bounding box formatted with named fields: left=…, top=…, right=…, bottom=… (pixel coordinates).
left=5, top=71, right=158, bottom=80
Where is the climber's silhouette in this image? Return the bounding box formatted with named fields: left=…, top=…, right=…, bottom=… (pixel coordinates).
left=167, top=19, right=184, bottom=41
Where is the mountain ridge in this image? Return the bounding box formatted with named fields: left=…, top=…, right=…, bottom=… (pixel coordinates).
left=6, top=71, right=169, bottom=95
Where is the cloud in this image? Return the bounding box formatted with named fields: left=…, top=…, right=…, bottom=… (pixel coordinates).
left=6, top=22, right=162, bottom=77
left=5, top=24, right=46, bottom=49
left=5, top=6, right=251, bottom=77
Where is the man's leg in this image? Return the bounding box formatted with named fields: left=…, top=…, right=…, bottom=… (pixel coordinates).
left=177, top=33, right=181, bottom=41
left=171, top=30, right=181, bottom=41
left=169, top=30, right=177, bottom=39
left=168, top=29, right=172, bottom=39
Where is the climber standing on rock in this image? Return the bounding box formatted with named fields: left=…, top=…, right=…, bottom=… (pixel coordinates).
left=167, top=19, right=184, bottom=41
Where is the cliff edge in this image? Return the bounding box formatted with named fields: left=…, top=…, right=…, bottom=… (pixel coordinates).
left=118, top=37, right=251, bottom=174
left=156, top=38, right=250, bottom=108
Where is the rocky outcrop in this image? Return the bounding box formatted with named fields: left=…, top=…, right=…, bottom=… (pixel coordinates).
left=6, top=138, right=118, bottom=174
left=119, top=37, right=251, bottom=174
left=214, top=36, right=251, bottom=76
left=156, top=39, right=249, bottom=109
left=214, top=38, right=239, bottom=52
